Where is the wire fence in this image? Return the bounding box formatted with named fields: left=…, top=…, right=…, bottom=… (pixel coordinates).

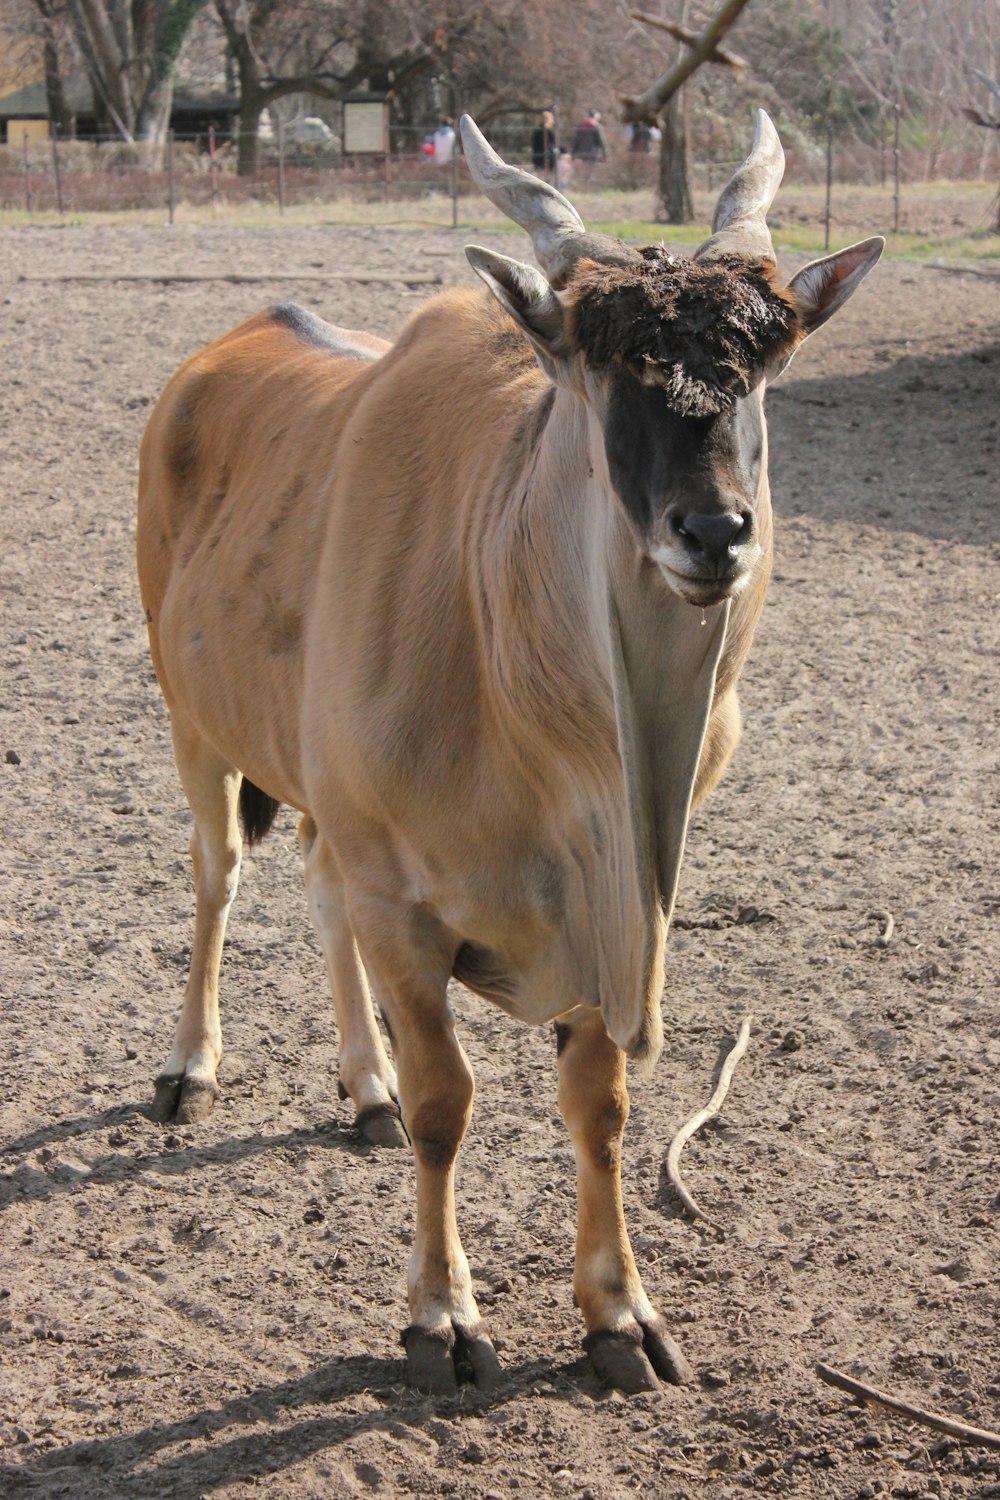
left=1, top=120, right=995, bottom=224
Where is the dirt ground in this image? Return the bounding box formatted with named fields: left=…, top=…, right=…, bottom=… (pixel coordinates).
left=1, top=212, right=998, bottom=1500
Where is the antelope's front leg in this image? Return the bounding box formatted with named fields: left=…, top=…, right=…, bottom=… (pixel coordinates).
left=358, top=931, right=501, bottom=1394
left=556, top=1008, right=693, bottom=1393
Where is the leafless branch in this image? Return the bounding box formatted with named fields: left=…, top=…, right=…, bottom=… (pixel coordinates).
left=968, top=66, right=1000, bottom=108
left=816, top=1363, right=1000, bottom=1451
left=630, top=11, right=746, bottom=72
left=623, top=0, right=753, bottom=123
left=961, top=106, right=1000, bottom=129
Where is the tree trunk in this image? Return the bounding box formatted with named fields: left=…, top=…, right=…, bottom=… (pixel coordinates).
left=137, top=75, right=175, bottom=147
left=237, top=68, right=263, bottom=176
left=73, top=0, right=135, bottom=136
left=656, top=91, right=693, bottom=223
left=137, top=0, right=207, bottom=146
left=42, top=33, right=74, bottom=138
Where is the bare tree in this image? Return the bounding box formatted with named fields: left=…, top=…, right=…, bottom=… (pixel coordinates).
left=623, top=0, right=753, bottom=224
left=213, top=0, right=440, bottom=176
left=1, top=0, right=75, bottom=135
left=962, top=67, right=1000, bottom=230
left=45, top=0, right=208, bottom=144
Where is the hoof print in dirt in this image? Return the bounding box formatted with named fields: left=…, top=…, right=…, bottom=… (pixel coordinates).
left=584, top=1321, right=693, bottom=1394
left=355, top=1101, right=408, bottom=1148
left=403, top=1323, right=502, bottom=1394
left=149, top=1074, right=218, bottom=1124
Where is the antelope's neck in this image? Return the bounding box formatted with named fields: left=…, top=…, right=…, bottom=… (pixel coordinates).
left=470, top=388, right=622, bottom=787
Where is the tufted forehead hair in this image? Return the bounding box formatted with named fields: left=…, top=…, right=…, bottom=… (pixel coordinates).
left=566, top=250, right=804, bottom=418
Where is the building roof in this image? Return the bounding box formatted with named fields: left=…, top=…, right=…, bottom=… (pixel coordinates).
left=0, top=75, right=237, bottom=119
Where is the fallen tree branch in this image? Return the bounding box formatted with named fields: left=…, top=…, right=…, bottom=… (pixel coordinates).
left=815, top=1363, right=1000, bottom=1451
left=17, top=271, right=443, bottom=287
left=665, top=1013, right=753, bottom=1229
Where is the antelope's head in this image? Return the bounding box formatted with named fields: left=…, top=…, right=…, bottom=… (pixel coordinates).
left=461, top=111, right=883, bottom=607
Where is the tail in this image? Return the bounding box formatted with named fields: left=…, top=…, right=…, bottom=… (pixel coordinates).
left=628, top=997, right=664, bottom=1080
left=239, top=776, right=282, bottom=847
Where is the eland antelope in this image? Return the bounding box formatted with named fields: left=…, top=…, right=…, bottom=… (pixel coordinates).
left=137, top=112, right=882, bottom=1395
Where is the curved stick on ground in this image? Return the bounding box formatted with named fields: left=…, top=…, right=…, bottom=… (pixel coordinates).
left=870, top=909, right=895, bottom=947
left=665, top=1013, right=754, bottom=1230
left=816, top=1363, right=1000, bottom=1451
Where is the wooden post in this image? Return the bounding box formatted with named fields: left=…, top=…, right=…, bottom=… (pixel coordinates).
left=23, top=130, right=32, bottom=212
left=167, top=128, right=175, bottom=225
left=551, top=105, right=561, bottom=187
left=383, top=101, right=390, bottom=205
left=51, top=124, right=64, bottom=215
left=824, top=124, right=833, bottom=251
left=277, top=116, right=285, bottom=215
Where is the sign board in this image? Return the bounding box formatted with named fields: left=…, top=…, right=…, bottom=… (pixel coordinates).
left=344, top=101, right=386, bottom=154
left=11, top=119, right=51, bottom=146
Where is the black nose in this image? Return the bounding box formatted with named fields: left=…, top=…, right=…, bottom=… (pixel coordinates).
left=671, top=510, right=752, bottom=570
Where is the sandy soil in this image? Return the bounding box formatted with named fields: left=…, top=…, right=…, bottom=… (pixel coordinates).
left=1, top=217, right=998, bottom=1500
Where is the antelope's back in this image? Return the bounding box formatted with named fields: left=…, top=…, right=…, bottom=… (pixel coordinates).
left=136, top=305, right=388, bottom=794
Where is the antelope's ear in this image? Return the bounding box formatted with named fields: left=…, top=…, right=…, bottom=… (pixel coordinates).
left=466, top=245, right=567, bottom=356
left=786, top=236, right=885, bottom=336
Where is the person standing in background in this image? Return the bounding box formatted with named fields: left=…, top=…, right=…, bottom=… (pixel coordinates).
left=532, top=110, right=557, bottom=177
left=571, top=110, right=606, bottom=180
left=432, top=118, right=455, bottom=167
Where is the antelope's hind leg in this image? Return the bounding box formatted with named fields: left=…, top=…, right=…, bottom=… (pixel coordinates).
left=298, top=818, right=405, bottom=1148
left=556, top=1008, right=693, bottom=1393
left=151, top=716, right=243, bottom=1124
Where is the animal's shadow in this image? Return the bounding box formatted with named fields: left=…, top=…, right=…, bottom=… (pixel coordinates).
left=0, top=1351, right=601, bottom=1498
left=0, top=1101, right=380, bottom=1212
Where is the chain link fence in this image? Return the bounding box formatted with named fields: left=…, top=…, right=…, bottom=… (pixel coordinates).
left=0, top=119, right=994, bottom=221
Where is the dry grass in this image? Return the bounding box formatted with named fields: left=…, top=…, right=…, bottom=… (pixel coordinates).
left=1, top=177, right=996, bottom=261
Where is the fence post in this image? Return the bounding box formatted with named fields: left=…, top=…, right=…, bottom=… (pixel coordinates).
left=824, top=125, right=833, bottom=252
left=209, top=124, right=219, bottom=208
left=450, top=107, right=459, bottom=228
left=892, top=102, right=901, bottom=234
left=277, top=116, right=285, bottom=215
left=167, top=128, right=175, bottom=224
left=51, top=123, right=64, bottom=215
left=23, top=129, right=32, bottom=212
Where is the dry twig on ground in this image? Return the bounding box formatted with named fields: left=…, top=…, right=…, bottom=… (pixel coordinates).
left=869, top=909, right=895, bottom=947
left=816, top=1362, right=1000, bottom=1450
left=665, top=1013, right=753, bottom=1230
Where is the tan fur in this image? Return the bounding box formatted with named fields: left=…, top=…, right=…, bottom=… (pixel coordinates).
left=137, top=270, right=791, bottom=1384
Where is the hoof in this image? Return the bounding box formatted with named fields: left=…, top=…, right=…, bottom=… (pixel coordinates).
left=356, top=1101, right=408, bottom=1148
left=402, top=1323, right=502, bottom=1394
left=175, top=1078, right=220, bottom=1124
left=455, top=1328, right=503, bottom=1392
left=149, top=1074, right=218, bottom=1125
left=639, top=1314, right=694, bottom=1386
left=149, top=1074, right=182, bottom=1122
left=403, top=1325, right=458, bottom=1395
left=584, top=1318, right=693, bottom=1394
left=584, top=1328, right=660, bottom=1394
